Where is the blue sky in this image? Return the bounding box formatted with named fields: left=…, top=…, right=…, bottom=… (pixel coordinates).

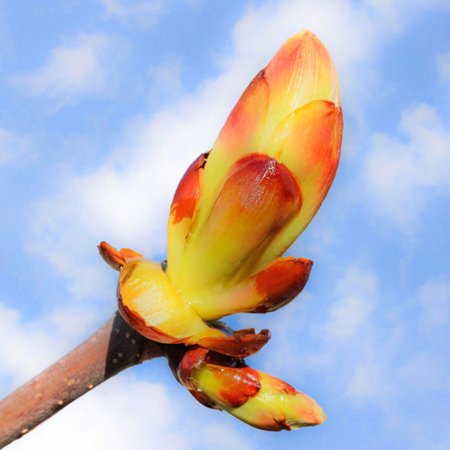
left=1, top=1, right=449, bottom=449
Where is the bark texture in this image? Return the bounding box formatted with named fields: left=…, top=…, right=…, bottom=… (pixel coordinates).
left=0, top=312, right=164, bottom=449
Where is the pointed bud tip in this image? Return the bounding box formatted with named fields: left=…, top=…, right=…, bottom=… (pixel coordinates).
left=286, top=29, right=320, bottom=45
left=274, top=29, right=341, bottom=108
left=315, top=406, right=327, bottom=425
left=291, top=393, right=327, bottom=428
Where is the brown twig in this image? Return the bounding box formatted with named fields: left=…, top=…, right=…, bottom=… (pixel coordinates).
left=0, top=312, right=164, bottom=449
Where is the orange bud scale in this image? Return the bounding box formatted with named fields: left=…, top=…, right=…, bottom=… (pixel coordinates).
left=253, top=257, right=313, bottom=313
left=170, top=152, right=209, bottom=225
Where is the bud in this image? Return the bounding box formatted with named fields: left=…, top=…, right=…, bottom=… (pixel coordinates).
left=173, top=347, right=326, bottom=431
left=100, top=30, right=342, bottom=361
left=168, top=30, right=342, bottom=312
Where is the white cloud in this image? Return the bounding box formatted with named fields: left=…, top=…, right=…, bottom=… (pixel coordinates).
left=15, top=34, right=112, bottom=107
left=364, top=104, right=450, bottom=226
left=148, top=57, right=183, bottom=94
left=0, top=128, right=28, bottom=166
left=398, top=350, right=450, bottom=394
left=0, top=303, right=67, bottom=389
left=316, top=268, right=450, bottom=404
left=97, top=0, right=167, bottom=26
left=0, top=299, right=105, bottom=397
left=198, top=422, right=253, bottom=450
left=319, top=266, right=390, bottom=402
left=346, top=356, right=383, bottom=402
left=324, top=267, right=376, bottom=340
left=418, top=277, right=450, bottom=329
left=47, top=304, right=102, bottom=340
left=437, top=51, right=450, bottom=82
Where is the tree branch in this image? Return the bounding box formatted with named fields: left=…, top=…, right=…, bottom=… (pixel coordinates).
left=0, top=312, right=164, bottom=449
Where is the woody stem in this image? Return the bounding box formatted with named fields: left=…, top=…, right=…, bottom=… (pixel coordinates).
left=0, top=312, right=164, bottom=449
